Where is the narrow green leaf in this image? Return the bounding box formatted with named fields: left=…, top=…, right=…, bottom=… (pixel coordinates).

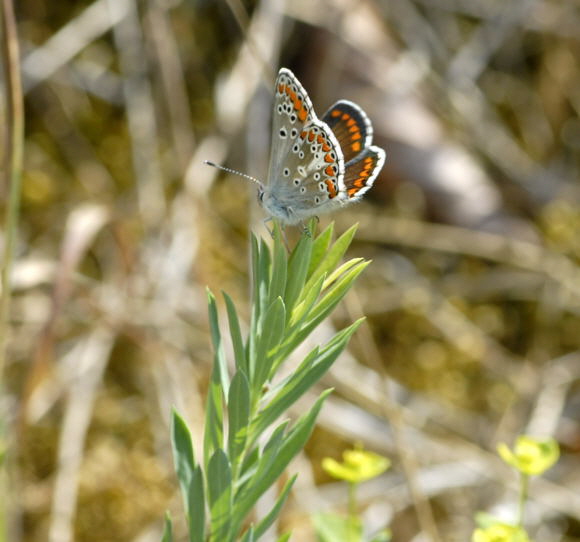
left=238, top=391, right=331, bottom=528
left=306, top=261, right=370, bottom=327
left=258, top=238, right=271, bottom=319
left=250, top=233, right=261, bottom=316
left=207, top=449, right=232, bottom=541
left=171, top=409, right=196, bottom=511
left=270, top=389, right=331, bottom=475
left=235, top=446, right=261, bottom=496
left=307, top=221, right=334, bottom=278
left=253, top=475, right=297, bottom=539
left=161, top=512, right=174, bottom=542
left=303, top=223, right=358, bottom=295
left=240, top=526, right=255, bottom=542
left=274, top=261, right=368, bottom=365
left=207, top=289, right=229, bottom=394
left=231, top=422, right=288, bottom=532
left=203, top=361, right=224, bottom=472
left=284, top=233, right=313, bottom=316
left=275, top=534, right=292, bottom=542
left=267, top=230, right=288, bottom=308
left=188, top=466, right=206, bottom=542
left=323, top=258, right=364, bottom=290
left=251, top=321, right=362, bottom=440
left=249, top=236, right=271, bottom=382
left=224, top=292, right=247, bottom=372
left=254, top=297, right=286, bottom=390
left=228, top=370, right=250, bottom=471
left=249, top=346, right=319, bottom=443
left=287, top=272, right=326, bottom=334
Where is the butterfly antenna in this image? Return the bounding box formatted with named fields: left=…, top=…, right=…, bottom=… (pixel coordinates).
left=204, top=160, right=262, bottom=185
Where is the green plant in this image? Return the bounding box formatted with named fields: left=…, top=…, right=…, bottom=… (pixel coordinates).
left=471, top=435, right=560, bottom=542
left=314, top=444, right=391, bottom=542
left=163, top=221, right=370, bottom=541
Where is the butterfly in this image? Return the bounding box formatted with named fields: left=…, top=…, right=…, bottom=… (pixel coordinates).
left=257, top=68, right=385, bottom=225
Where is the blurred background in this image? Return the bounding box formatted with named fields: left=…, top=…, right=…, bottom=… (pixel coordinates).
left=6, top=0, right=580, bottom=540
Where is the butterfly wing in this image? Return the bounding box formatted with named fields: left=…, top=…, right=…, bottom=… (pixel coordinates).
left=263, top=69, right=346, bottom=223
left=322, top=100, right=385, bottom=201
left=342, top=146, right=385, bottom=200
left=321, top=100, right=373, bottom=164
left=266, top=68, right=316, bottom=190
left=262, top=69, right=385, bottom=224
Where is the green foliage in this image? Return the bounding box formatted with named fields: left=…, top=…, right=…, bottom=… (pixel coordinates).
left=166, top=221, right=369, bottom=541
left=470, top=434, right=561, bottom=542
left=315, top=445, right=392, bottom=542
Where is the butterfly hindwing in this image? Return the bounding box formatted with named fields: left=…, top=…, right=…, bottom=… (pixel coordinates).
left=343, top=146, right=385, bottom=200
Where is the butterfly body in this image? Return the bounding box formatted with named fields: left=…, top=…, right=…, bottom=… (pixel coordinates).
left=258, top=68, right=385, bottom=225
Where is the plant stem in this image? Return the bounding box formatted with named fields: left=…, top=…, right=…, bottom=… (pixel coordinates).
left=0, top=0, right=23, bottom=375
left=516, top=472, right=529, bottom=526
left=348, top=481, right=357, bottom=542
left=0, top=1, right=24, bottom=541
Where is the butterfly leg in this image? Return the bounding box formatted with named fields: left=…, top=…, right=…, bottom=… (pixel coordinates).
left=263, top=217, right=291, bottom=251
left=263, top=216, right=274, bottom=238
left=299, top=221, right=312, bottom=237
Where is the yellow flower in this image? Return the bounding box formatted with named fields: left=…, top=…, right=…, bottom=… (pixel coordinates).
left=472, top=523, right=531, bottom=542
left=322, top=445, right=390, bottom=483
left=497, top=436, right=560, bottom=476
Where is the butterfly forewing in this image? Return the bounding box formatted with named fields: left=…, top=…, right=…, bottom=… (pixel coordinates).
left=322, top=100, right=373, bottom=164
left=266, top=69, right=315, bottom=190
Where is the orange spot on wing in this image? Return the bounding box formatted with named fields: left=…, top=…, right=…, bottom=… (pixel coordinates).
left=348, top=188, right=358, bottom=197
left=342, top=113, right=350, bottom=121
left=346, top=118, right=356, bottom=127
left=349, top=125, right=359, bottom=133
left=298, top=107, right=308, bottom=121
left=322, top=143, right=331, bottom=151
left=325, top=180, right=337, bottom=198
left=324, top=153, right=335, bottom=163
left=351, top=142, right=361, bottom=153
left=325, top=165, right=335, bottom=176
left=278, top=83, right=284, bottom=93
left=308, top=131, right=315, bottom=142
left=331, top=109, right=341, bottom=118
left=351, top=132, right=361, bottom=141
